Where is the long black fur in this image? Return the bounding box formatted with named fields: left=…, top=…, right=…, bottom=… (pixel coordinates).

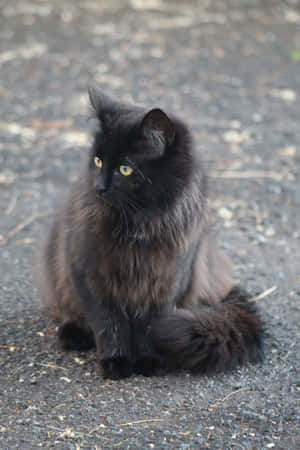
left=151, top=287, right=263, bottom=374
left=36, top=85, right=264, bottom=379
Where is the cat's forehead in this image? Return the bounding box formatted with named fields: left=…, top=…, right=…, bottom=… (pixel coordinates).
left=102, top=122, right=135, bottom=155
left=95, top=106, right=177, bottom=162
left=98, top=115, right=148, bottom=161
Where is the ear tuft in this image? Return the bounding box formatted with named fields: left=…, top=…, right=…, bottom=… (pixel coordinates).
left=88, top=83, right=116, bottom=114
left=141, top=108, right=175, bottom=146
left=88, top=83, right=100, bottom=112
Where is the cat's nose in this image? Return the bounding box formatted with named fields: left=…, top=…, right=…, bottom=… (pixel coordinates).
left=96, top=179, right=108, bottom=193
left=96, top=181, right=108, bottom=194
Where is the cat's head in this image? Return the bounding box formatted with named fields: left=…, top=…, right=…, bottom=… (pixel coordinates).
left=88, top=85, right=196, bottom=215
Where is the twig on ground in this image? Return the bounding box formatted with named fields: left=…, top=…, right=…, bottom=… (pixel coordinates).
left=5, top=194, right=18, bottom=215
left=0, top=211, right=50, bottom=247
left=209, top=170, right=283, bottom=181
left=210, top=387, right=250, bottom=409
left=32, top=119, right=73, bottom=129
left=118, top=419, right=166, bottom=427
left=46, top=424, right=109, bottom=440
left=0, top=345, right=21, bottom=350
left=250, top=286, right=278, bottom=302
left=88, top=424, right=107, bottom=434
left=10, top=364, right=24, bottom=379
left=220, top=387, right=249, bottom=403
left=38, top=363, right=68, bottom=372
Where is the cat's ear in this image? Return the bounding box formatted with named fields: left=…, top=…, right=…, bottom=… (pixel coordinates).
left=88, top=83, right=127, bottom=129
left=88, top=84, right=116, bottom=113
left=141, top=109, right=175, bottom=148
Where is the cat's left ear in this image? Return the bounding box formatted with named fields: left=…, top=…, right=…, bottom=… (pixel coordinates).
left=141, top=109, right=175, bottom=148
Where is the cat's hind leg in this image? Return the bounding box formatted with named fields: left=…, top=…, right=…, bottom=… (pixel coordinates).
left=58, top=321, right=95, bottom=351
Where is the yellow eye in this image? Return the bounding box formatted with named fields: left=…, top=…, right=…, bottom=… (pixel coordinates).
left=120, top=165, right=133, bottom=176
left=94, top=157, right=103, bottom=169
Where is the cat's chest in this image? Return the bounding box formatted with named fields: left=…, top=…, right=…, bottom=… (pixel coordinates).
left=95, top=243, right=177, bottom=310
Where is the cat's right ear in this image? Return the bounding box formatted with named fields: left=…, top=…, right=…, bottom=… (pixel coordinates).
left=88, top=84, right=123, bottom=128
left=88, top=84, right=116, bottom=114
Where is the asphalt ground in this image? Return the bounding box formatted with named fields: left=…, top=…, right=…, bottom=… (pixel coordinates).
left=0, top=0, right=299, bottom=448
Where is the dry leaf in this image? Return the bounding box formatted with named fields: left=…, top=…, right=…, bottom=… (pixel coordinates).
left=74, top=357, right=85, bottom=365
left=223, top=130, right=250, bottom=144
left=280, top=146, right=297, bottom=157
left=213, top=48, right=225, bottom=58
left=60, top=426, right=75, bottom=439
left=271, top=89, right=297, bottom=102
left=60, top=377, right=71, bottom=383
left=32, top=119, right=73, bottom=130
left=218, top=207, right=233, bottom=220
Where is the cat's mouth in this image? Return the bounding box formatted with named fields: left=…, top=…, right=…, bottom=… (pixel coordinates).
left=96, top=189, right=122, bottom=210
left=97, top=191, right=141, bottom=217
left=96, top=190, right=112, bottom=204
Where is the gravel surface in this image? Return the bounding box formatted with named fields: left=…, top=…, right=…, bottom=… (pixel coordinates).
left=0, top=0, right=299, bottom=448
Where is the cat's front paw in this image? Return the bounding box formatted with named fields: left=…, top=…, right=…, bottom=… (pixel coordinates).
left=134, top=356, right=161, bottom=377
left=101, top=357, right=134, bottom=379
left=58, top=322, right=95, bottom=351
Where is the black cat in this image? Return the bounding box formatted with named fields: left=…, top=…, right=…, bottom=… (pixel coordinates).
left=36, top=85, right=263, bottom=379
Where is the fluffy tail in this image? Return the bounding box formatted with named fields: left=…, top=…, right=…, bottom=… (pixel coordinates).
left=151, top=287, right=264, bottom=374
